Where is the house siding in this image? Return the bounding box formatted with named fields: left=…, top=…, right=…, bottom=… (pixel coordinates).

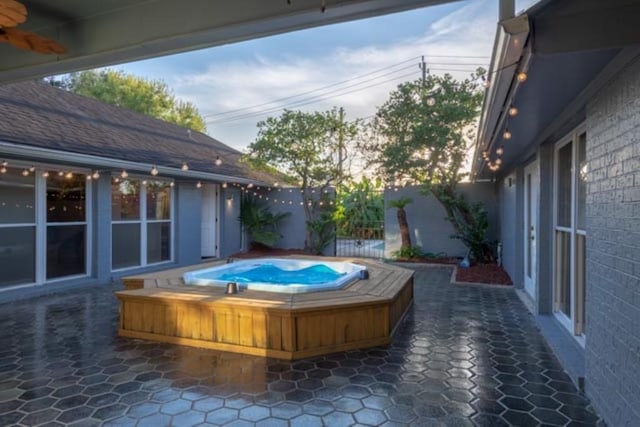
left=585, top=57, right=640, bottom=426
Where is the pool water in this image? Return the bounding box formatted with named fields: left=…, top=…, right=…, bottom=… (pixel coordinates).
left=219, top=264, right=345, bottom=285
left=183, top=258, right=366, bottom=294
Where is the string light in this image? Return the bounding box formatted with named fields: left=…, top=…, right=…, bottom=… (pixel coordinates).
left=22, top=169, right=29, bottom=176
left=42, top=171, right=49, bottom=178
left=29, top=166, right=35, bottom=172
left=508, top=106, right=518, bottom=116
left=215, top=156, right=222, bottom=166
left=222, top=182, right=227, bottom=189
left=92, top=171, right=100, bottom=179
left=120, top=170, right=128, bottom=179
left=503, top=129, right=512, bottom=140
left=58, top=171, right=64, bottom=177
left=0, top=166, right=6, bottom=174
left=496, top=145, right=504, bottom=156
left=65, top=172, right=73, bottom=179
left=150, top=165, right=159, bottom=176
left=181, top=162, right=189, bottom=171
left=1, top=161, right=7, bottom=167
left=142, top=180, right=148, bottom=185
left=247, top=183, right=254, bottom=189
left=196, top=181, right=202, bottom=189
left=517, top=71, right=527, bottom=83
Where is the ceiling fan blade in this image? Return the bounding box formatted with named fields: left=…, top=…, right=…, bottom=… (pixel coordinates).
left=2, top=27, right=66, bottom=54
left=0, top=0, right=27, bottom=27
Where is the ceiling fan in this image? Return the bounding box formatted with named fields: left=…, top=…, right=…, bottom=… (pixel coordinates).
left=0, top=0, right=66, bottom=54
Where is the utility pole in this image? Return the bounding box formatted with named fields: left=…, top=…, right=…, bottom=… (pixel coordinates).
left=337, top=107, right=345, bottom=184
left=419, top=55, right=428, bottom=86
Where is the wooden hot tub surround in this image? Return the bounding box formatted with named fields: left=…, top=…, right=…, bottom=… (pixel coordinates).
left=115, top=257, right=413, bottom=360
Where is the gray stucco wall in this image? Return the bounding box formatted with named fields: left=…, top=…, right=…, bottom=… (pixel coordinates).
left=384, top=183, right=498, bottom=258
left=173, top=182, right=203, bottom=266
left=584, top=57, right=640, bottom=426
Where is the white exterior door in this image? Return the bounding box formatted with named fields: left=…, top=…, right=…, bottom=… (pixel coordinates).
left=524, top=161, right=539, bottom=299
left=201, top=184, right=219, bottom=258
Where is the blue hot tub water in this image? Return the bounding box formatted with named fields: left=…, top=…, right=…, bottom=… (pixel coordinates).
left=183, top=258, right=365, bottom=294
left=218, top=264, right=345, bottom=285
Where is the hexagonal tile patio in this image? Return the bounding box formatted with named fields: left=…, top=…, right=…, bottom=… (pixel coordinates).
left=0, top=266, right=601, bottom=426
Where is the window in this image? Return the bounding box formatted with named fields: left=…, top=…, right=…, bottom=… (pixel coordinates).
left=554, top=127, right=587, bottom=337
left=111, top=178, right=173, bottom=270
left=0, top=167, right=36, bottom=287
left=0, top=165, right=91, bottom=288
left=46, top=172, right=87, bottom=279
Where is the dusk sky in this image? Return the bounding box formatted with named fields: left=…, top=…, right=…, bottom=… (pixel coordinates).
left=116, top=0, right=537, bottom=151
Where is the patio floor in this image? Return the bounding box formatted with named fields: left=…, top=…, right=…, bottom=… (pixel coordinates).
left=0, top=266, right=600, bottom=426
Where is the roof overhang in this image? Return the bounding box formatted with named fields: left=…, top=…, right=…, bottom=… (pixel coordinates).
left=473, top=0, right=640, bottom=179
left=0, top=0, right=460, bottom=84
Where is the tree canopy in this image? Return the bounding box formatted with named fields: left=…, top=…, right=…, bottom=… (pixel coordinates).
left=53, top=70, right=206, bottom=133
left=367, top=70, right=484, bottom=189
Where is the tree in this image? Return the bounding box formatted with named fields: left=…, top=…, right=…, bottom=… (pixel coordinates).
left=334, top=176, right=384, bottom=240
left=245, top=108, right=359, bottom=254
left=367, top=69, right=495, bottom=262
left=51, top=70, right=206, bottom=132
left=388, top=197, right=413, bottom=250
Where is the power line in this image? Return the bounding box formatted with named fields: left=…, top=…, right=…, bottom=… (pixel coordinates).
left=207, top=70, right=419, bottom=125
left=204, top=56, right=489, bottom=119
left=203, top=56, right=422, bottom=119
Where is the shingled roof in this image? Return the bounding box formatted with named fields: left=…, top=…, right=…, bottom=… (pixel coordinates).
left=0, top=81, right=279, bottom=184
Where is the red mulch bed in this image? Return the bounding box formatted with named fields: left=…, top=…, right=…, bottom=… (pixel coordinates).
left=456, top=263, right=513, bottom=286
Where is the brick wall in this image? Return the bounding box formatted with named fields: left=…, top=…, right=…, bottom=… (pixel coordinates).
left=585, top=57, right=640, bottom=426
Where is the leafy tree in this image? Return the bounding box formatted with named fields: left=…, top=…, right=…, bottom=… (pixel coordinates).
left=367, top=70, right=495, bottom=262
left=245, top=108, right=359, bottom=254
left=50, top=70, right=206, bottom=132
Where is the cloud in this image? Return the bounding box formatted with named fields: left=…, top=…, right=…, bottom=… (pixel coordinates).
left=166, top=0, right=525, bottom=150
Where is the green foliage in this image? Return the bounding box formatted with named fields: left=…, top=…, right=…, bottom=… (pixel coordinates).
left=388, top=196, right=413, bottom=209
left=245, top=108, right=358, bottom=253
left=54, top=70, right=206, bottom=132
left=391, top=246, right=424, bottom=260
left=239, top=196, right=290, bottom=247
left=367, top=70, right=484, bottom=188
left=335, top=177, right=384, bottom=238
left=438, top=189, right=495, bottom=263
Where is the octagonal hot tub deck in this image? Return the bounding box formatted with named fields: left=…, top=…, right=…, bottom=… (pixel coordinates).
left=115, top=257, right=414, bottom=360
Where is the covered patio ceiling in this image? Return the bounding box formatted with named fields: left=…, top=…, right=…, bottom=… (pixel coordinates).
left=1, top=0, right=458, bottom=84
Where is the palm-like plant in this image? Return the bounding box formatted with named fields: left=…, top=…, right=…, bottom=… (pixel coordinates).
left=239, top=196, right=290, bottom=248
left=388, top=197, right=413, bottom=250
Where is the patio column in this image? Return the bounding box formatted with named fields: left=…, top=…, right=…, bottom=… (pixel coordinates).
left=536, top=143, right=554, bottom=315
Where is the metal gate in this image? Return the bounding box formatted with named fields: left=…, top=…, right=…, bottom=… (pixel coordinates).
left=336, top=220, right=385, bottom=258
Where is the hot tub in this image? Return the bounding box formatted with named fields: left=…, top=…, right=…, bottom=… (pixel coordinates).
left=183, top=258, right=366, bottom=293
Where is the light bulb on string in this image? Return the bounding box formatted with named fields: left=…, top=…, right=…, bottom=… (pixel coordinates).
left=150, top=165, right=159, bottom=176
left=29, top=166, right=35, bottom=172
left=22, top=169, right=29, bottom=176
left=496, top=145, right=504, bottom=156
left=503, top=129, right=512, bottom=140
left=196, top=181, right=202, bottom=189
left=215, top=156, right=222, bottom=166
left=222, top=182, right=227, bottom=189
left=508, top=106, right=518, bottom=117
left=517, top=71, right=527, bottom=83
left=181, top=162, right=189, bottom=171
left=42, top=171, right=49, bottom=178
left=120, top=170, right=128, bottom=179
left=92, top=171, right=100, bottom=179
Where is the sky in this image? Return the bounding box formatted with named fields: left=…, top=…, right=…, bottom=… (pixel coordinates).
left=117, top=0, right=537, bottom=152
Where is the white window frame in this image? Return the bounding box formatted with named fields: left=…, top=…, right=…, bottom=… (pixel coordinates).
left=111, top=176, right=174, bottom=272
left=0, top=162, right=92, bottom=290
left=553, top=123, right=587, bottom=345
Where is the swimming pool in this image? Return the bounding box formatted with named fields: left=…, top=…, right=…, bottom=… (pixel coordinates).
left=183, top=258, right=366, bottom=293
